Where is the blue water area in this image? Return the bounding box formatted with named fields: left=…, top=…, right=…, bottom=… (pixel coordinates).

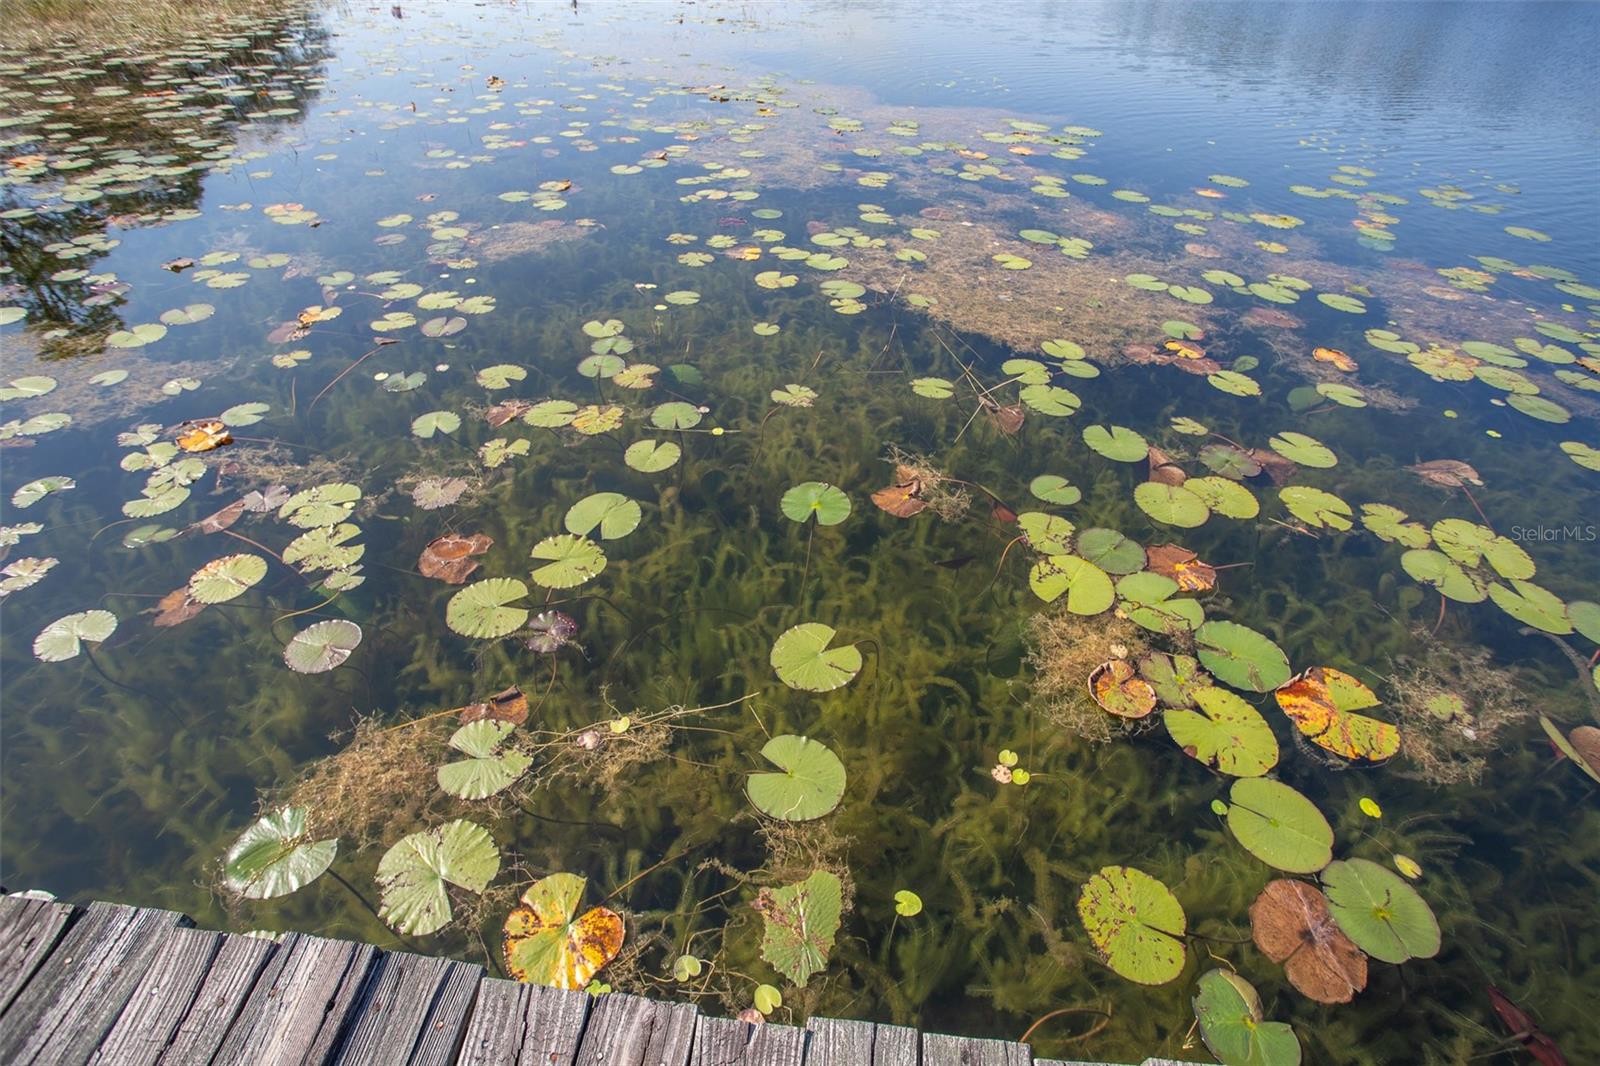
left=0, top=2, right=1596, bottom=1062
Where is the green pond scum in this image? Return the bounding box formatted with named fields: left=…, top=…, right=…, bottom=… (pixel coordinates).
left=1, top=1, right=1598, bottom=1062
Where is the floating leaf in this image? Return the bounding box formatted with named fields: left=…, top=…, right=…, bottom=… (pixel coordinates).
left=1279, top=487, right=1353, bottom=531
left=781, top=482, right=851, bottom=526
left=1487, top=580, right=1571, bottom=634
left=283, top=619, right=362, bottom=674
left=1401, top=549, right=1487, bottom=603
left=1077, top=866, right=1187, bottom=986
left=1083, top=424, right=1148, bottom=462
left=412, top=410, right=462, bottom=438
left=894, top=890, right=924, bottom=917
left=771, top=622, right=861, bottom=691
left=1321, top=858, right=1440, bottom=963
left=377, top=819, right=500, bottom=936
left=503, top=872, right=624, bottom=989
left=1269, top=432, right=1336, bottom=468
left=1274, top=667, right=1400, bottom=761
left=565, top=492, right=642, bottom=540
left=748, top=735, right=846, bottom=820
left=530, top=534, right=607, bottom=588
left=1225, top=777, right=1333, bottom=874
left=1029, top=475, right=1082, bottom=506
left=188, top=554, right=267, bottom=604
left=1077, top=528, right=1146, bottom=574
left=1195, top=621, right=1290, bottom=692
left=419, top=532, right=492, bottom=584
left=1193, top=968, right=1303, bottom=1065
left=446, top=577, right=529, bottom=638
left=624, top=439, right=681, bottom=472
left=1166, top=687, right=1279, bottom=777
left=438, top=720, right=531, bottom=799
left=1029, top=554, right=1114, bottom=614
left=1250, top=879, right=1367, bottom=1005
left=33, top=610, right=117, bottom=663
left=1089, top=659, right=1157, bottom=718
left=223, top=807, right=337, bottom=900
left=1134, top=482, right=1210, bottom=528
left=758, top=870, right=842, bottom=986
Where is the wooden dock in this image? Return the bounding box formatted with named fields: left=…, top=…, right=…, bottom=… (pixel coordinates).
left=0, top=895, right=1197, bottom=1066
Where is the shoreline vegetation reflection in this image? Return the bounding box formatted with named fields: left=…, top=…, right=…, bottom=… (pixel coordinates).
left=0, top=2, right=1596, bottom=1064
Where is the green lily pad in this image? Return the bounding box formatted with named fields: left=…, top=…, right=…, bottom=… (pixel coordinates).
left=1432, top=519, right=1534, bottom=579
left=530, top=534, right=607, bottom=588
left=524, top=400, right=579, bottom=428
left=1166, top=687, right=1279, bottom=777
left=1195, top=620, right=1291, bottom=692
left=1029, top=554, right=1115, bottom=614
left=1401, top=549, right=1487, bottom=603
left=1134, top=482, right=1210, bottom=528
left=1279, top=487, right=1353, bottom=531
left=1077, top=866, right=1187, bottom=986
left=12, top=476, right=75, bottom=509
left=1317, top=293, right=1366, bottom=313
left=1077, top=528, right=1146, bottom=574
left=565, top=492, right=642, bottom=540
left=748, top=735, right=846, bottom=820
left=412, top=410, right=462, bottom=438
left=1361, top=505, right=1431, bottom=548
left=0, top=375, right=57, bottom=401
left=188, top=554, right=268, bottom=604
left=446, top=578, right=530, bottom=638
left=477, top=364, right=527, bottom=389
left=912, top=377, right=955, bottom=399
left=624, top=439, right=681, bottom=473
left=1193, top=969, right=1302, bottom=1066
left=1321, top=858, right=1440, bottom=963
left=781, top=482, right=851, bottom=526
left=1139, top=653, right=1211, bottom=708
left=1117, top=572, right=1204, bottom=634
left=651, top=401, right=703, bottom=429
left=1019, top=384, right=1082, bottom=415
left=759, top=870, right=842, bottom=987
left=1187, top=476, right=1260, bottom=520
left=1488, top=580, right=1572, bottom=634
left=376, top=819, right=500, bottom=936
left=1029, top=475, right=1082, bottom=505
left=771, top=623, right=861, bottom=691
left=1225, top=777, right=1333, bottom=873
left=438, top=720, right=532, bottom=799
left=1083, top=424, right=1149, bottom=462
left=32, top=609, right=117, bottom=662
left=223, top=807, right=337, bottom=900
left=283, top=619, right=362, bottom=674
left=1269, top=431, right=1336, bottom=468
left=1018, top=512, right=1077, bottom=554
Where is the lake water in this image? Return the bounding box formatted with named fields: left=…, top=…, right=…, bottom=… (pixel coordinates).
left=2, top=2, right=1597, bottom=1062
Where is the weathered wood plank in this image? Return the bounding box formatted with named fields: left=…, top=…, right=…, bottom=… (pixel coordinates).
left=924, top=1031, right=1033, bottom=1066
left=88, top=926, right=224, bottom=1065
left=0, top=895, right=77, bottom=1013
left=806, top=1016, right=918, bottom=1065
left=211, top=931, right=378, bottom=1066
left=331, top=950, right=482, bottom=1066
left=456, top=979, right=531, bottom=1066
left=690, top=1014, right=806, bottom=1066
left=0, top=901, right=189, bottom=1065
left=156, top=933, right=281, bottom=1066
left=573, top=991, right=696, bottom=1066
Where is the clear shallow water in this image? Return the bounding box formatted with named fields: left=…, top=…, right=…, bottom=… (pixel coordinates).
left=1, top=2, right=1597, bottom=1062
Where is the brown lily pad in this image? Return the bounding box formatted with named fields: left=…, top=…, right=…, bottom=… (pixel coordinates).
left=458, top=685, right=530, bottom=726
left=1408, top=459, right=1483, bottom=488
left=1146, top=544, right=1217, bottom=591
left=152, top=586, right=206, bottom=627
left=1088, top=659, right=1157, bottom=719
left=418, top=532, right=493, bottom=584
left=194, top=499, right=247, bottom=534
left=1249, top=878, right=1368, bottom=1004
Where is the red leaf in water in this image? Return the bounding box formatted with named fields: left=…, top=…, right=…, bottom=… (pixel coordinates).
left=1145, top=544, right=1217, bottom=591
left=458, top=685, right=529, bottom=726
left=1408, top=459, right=1483, bottom=488
left=990, top=500, right=1017, bottom=524
left=871, top=483, right=926, bottom=518
left=988, top=403, right=1024, bottom=435
left=1487, top=987, right=1568, bottom=1066
left=418, top=532, right=494, bottom=584
left=152, top=587, right=206, bottom=627
left=1249, top=448, right=1298, bottom=485
left=486, top=399, right=533, bottom=427
left=193, top=499, right=246, bottom=534
left=1147, top=446, right=1188, bottom=486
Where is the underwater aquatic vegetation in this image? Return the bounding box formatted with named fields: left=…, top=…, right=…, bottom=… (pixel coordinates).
left=503, top=872, right=624, bottom=989
left=1026, top=609, right=1148, bottom=743
left=1389, top=631, right=1531, bottom=785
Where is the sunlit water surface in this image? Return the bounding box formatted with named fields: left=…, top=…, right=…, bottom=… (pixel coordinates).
left=1, top=3, right=1597, bottom=1062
